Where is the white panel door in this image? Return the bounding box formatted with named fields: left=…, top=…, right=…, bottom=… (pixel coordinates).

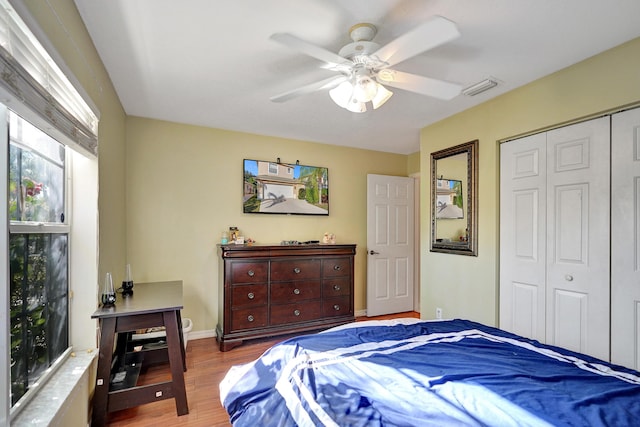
left=500, top=133, right=547, bottom=341
left=367, top=174, right=415, bottom=317
left=611, top=107, right=640, bottom=369
left=500, top=117, right=610, bottom=361
left=545, top=117, right=610, bottom=361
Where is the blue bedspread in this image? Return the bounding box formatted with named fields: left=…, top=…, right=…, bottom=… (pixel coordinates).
left=220, top=319, right=640, bottom=426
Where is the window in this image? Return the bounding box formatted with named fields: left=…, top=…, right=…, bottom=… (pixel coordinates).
left=8, top=111, right=69, bottom=407
left=0, top=2, right=100, bottom=423
left=268, top=162, right=278, bottom=174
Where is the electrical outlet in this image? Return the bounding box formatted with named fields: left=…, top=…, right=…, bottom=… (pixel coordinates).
left=436, top=307, right=443, bottom=319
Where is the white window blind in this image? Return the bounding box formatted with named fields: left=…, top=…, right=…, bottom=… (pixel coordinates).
left=0, top=0, right=98, bottom=157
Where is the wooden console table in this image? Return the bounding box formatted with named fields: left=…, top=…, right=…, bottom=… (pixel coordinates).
left=91, top=281, right=188, bottom=426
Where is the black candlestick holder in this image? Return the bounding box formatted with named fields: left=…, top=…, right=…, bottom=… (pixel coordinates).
left=121, top=263, right=134, bottom=296
left=121, top=280, right=134, bottom=296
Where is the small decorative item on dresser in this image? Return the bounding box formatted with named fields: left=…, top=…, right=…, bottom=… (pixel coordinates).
left=221, top=231, right=229, bottom=244
left=229, top=226, right=239, bottom=242
left=324, top=232, right=336, bottom=244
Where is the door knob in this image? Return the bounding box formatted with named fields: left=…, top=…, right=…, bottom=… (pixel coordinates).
left=369, top=250, right=379, bottom=255
left=565, top=274, right=574, bottom=282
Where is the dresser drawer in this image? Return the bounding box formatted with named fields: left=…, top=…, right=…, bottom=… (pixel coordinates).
left=323, top=277, right=350, bottom=297
left=271, top=280, right=321, bottom=304
left=230, top=261, right=268, bottom=283
left=231, top=283, right=267, bottom=308
left=271, top=259, right=321, bottom=281
left=322, top=258, right=351, bottom=277
left=230, top=306, right=268, bottom=331
left=270, top=301, right=322, bottom=325
left=323, top=296, right=352, bottom=317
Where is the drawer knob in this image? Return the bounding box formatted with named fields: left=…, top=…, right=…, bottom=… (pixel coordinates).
left=247, top=315, right=255, bottom=322
left=247, top=270, right=255, bottom=277
left=247, top=292, right=255, bottom=299
left=294, top=309, right=301, bottom=316
left=333, top=265, right=341, bottom=271
left=333, top=284, right=341, bottom=291
left=293, top=288, right=301, bottom=295
left=333, top=304, right=340, bottom=311
left=293, top=267, right=301, bottom=274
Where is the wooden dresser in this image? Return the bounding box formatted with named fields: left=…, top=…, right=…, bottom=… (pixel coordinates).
left=216, top=243, right=356, bottom=351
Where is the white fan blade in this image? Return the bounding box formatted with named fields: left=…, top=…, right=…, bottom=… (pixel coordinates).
left=373, top=16, right=460, bottom=68
left=271, top=75, right=347, bottom=103
left=270, top=33, right=351, bottom=70
left=377, top=69, right=461, bottom=100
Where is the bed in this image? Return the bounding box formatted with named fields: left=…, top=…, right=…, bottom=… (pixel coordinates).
left=220, top=318, right=640, bottom=426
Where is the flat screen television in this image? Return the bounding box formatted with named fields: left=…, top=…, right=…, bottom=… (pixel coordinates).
left=243, top=159, right=329, bottom=215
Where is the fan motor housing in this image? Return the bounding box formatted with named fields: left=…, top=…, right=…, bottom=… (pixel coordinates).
left=338, top=41, right=380, bottom=59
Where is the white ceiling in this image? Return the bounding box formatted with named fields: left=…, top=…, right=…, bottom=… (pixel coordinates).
left=73, top=0, right=640, bottom=155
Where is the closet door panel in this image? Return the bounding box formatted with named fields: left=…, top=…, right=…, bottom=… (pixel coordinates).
left=611, top=107, right=640, bottom=369
left=500, top=133, right=546, bottom=341
left=553, top=289, right=588, bottom=353
left=546, top=117, right=610, bottom=361
left=553, top=184, right=588, bottom=264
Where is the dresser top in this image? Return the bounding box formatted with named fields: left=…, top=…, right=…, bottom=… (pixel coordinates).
left=218, top=243, right=356, bottom=258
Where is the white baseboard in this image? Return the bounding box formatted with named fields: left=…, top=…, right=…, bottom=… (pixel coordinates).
left=188, top=329, right=217, bottom=341
left=355, top=309, right=367, bottom=317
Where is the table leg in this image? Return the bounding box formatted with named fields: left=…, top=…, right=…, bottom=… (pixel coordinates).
left=163, top=310, right=189, bottom=415
left=176, top=311, right=187, bottom=371
left=92, top=316, right=116, bottom=427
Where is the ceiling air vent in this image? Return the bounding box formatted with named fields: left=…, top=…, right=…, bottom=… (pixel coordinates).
left=462, top=78, right=498, bottom=96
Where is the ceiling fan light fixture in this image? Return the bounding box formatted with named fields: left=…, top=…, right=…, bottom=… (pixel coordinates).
left=372, top=84, right=393, bottom=109
left=352, top=74, right=378, bottom=103
left=329, top=81, right=354, bottom=108
left=346, top=99, right=367, bottom=113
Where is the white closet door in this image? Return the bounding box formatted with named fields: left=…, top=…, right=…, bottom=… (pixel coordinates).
left=611, top=107, right=640, bottom=369
left=499, top=133, right=547, bottom=341
left=545, top=117, right=610, bottom=361
left=500, top=117, right=610, bottom=361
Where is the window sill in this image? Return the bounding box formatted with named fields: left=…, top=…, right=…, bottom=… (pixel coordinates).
left=12, top=349, right=96, bottom=427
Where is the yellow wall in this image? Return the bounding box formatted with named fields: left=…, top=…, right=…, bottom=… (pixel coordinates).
left=407, top=151, right=420, bottom=175
left=420, top=37, right=640, bottom=325
left=125, top=117, right=409, bottom=331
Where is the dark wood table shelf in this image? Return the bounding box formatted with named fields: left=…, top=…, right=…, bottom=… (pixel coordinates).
left=109, top=351, right=144, bottom=391
left=91, top=281, right=189, bottom=426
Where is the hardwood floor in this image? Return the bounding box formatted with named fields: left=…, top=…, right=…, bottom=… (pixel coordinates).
left=105, top=312, right=420, bottom=426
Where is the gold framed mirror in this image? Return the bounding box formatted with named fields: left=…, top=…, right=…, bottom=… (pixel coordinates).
left=430, top=140, right=478, bottom=256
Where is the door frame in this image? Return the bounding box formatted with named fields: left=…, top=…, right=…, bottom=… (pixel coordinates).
left=410, top=172, right=420, bottom=313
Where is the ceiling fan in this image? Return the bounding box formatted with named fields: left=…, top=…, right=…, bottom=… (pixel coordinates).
left=270, top=16, right=462, bottom=113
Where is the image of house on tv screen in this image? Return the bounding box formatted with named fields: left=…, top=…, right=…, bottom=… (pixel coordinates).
left=243, top=159, right=329, bottom=215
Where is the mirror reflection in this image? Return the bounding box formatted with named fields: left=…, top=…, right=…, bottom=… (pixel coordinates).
left=431, top=140, right=478, bottom=256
